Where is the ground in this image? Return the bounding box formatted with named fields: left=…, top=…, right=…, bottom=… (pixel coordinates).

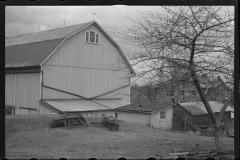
left=5, top=115, right=234, bottom=159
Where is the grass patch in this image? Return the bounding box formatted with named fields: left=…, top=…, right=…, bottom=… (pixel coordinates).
left=5, top=115, right=234, bottom=159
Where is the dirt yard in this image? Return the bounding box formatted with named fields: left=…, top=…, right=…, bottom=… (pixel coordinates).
left=5, top=115, right=234, bottom=159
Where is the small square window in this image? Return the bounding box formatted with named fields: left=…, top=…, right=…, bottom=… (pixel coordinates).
left=160, top=111, right=165, bottom=119
left=101, top=114, right=105, bottom=117
left=86, top=31, right=100, bottom=44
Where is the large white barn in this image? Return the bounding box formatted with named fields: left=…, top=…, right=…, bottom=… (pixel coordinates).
left=5, top=21, right=135, bottom=116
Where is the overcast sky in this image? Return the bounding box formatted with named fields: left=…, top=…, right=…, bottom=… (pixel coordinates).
left=5, top=5, right=234, bottom=56
left=6, top=6, right=234, bottom=85
left=5, top=6, right=166, bottom=56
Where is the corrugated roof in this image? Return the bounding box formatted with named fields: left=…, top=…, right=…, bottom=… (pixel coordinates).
left=179, top=101, right=233, bottom=116
left=5, top=39, right=64, bottom=67
left=115, top=103, right=176, bottom=113
left=93, top=99, right=130, bottom=109
left=6, top=22, right=93, bottom=46
left=41, top=99, right=130, bottom=112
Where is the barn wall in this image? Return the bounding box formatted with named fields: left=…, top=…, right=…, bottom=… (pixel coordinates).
left=5, top=74, right=15, bottom=106
left=5, top=73, right=41, bottom=115
left=42, top=23, right=130, bottom=99
left=38, top=105, right=57, bottom=114
left=80, top=110, right=114, bottom=118
left=15, top=73, right=40, bottom=109
left=5, top=73, right=57, bottom=115
left=150, top=107, right=173, bottom=130
left=96, top=85, right=130, bottom=103
left=42, top=86, right=80, bottom=99
left=116, top=112, right=151, bottom=126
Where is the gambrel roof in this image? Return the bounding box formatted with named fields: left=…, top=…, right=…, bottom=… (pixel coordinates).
left=5, top=21, right=135, bottom=74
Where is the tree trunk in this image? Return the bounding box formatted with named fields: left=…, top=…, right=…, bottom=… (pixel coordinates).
left=190, top=69, right=226, bottom=151
left=215, top=121, right=225, bottom=151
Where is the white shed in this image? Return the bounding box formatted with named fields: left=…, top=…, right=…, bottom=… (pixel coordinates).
left=114, top=103, right=178, bottom=130
left=5, top=21, right=135, bottom=115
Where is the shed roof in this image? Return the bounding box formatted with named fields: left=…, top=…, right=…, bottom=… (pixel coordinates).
left=180, top=104, right=206, bottom=116
left=5, top=21, right=135, bottom=74
left=40, top=98, right=129, bottom=113
left=179, top=101, right=233, bottom=116
left=115, top=103, right=176, bottom=113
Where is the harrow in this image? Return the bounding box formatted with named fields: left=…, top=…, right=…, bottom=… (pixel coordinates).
left=50, top=115, right=120, bottom=131
left=50, top=114, right=86, bottom=128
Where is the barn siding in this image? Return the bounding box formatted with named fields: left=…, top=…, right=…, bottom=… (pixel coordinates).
left=42, top=23, right=130, bottom=99
left=80, top=110, right=114, bottom=118
left=116, top=112, right=151, bottom=126
left=96, top=85, right=130, bottom=103
left=5, top=74, right=15, bottom=106
left=15, top=73, right=40, bottom=110
left=38, top=105, right=57, bottom=114
left=42, top=86, right=80, bottom=99
left=150, top=107, right=173, bottom=130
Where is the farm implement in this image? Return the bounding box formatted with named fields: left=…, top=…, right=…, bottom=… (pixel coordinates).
left=50, top=114, right=86, bottom=128
left=50, top=115, right=120, bottom=131
left=89, top=116, right=120, bottom=131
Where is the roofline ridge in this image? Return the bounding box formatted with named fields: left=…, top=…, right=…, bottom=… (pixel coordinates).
left=6, top=21, right=94, bottom=39
left=39, top=21, right=95, bottom=66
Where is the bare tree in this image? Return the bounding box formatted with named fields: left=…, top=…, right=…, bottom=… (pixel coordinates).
left=118, top=6, right=234, bottom=151
left=130, top=83, right=159, bottom=103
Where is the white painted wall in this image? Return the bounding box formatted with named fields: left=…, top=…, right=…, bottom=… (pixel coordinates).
left=5, top=73, right=56, bottom=115
left=15, top=73, right=40, bottom=110
left=96, top=85, right=130, bottom=103
left=116, top=112, right=151, bottom=126
left=150, top=107, right=173, bottom=130
left=5, top=74, right=15, bottom=106
left=42, top=23, right=130, bottom=100
left=81, top=110, right=114, bottom=118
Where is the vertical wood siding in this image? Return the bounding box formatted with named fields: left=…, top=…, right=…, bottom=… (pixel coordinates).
left=15, top=73, right=40, bottom=111
left=5, top=74, right=15, bottom=106
left=42, top=86, right=81, bottom=99
left=151, top=107, right=173, bottom=130
left=81, top=110, right=114, bottom=118
left=172, top=105, right=195, bottom=131
left=96, top=86, right=130, bottom=102
left=117, top=112, right=151, bottom=126
left=42, top=23, right=130, bottom=99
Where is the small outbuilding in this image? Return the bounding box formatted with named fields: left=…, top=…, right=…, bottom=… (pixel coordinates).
left=178, top=101, right=234, bottom=134
left=114, top=103, right=179, bottom=130
left=114, top=101, right=234, bottom=133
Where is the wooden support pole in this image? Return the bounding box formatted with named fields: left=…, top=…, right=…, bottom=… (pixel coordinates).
left=184, top=117, right=187, bottom=132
